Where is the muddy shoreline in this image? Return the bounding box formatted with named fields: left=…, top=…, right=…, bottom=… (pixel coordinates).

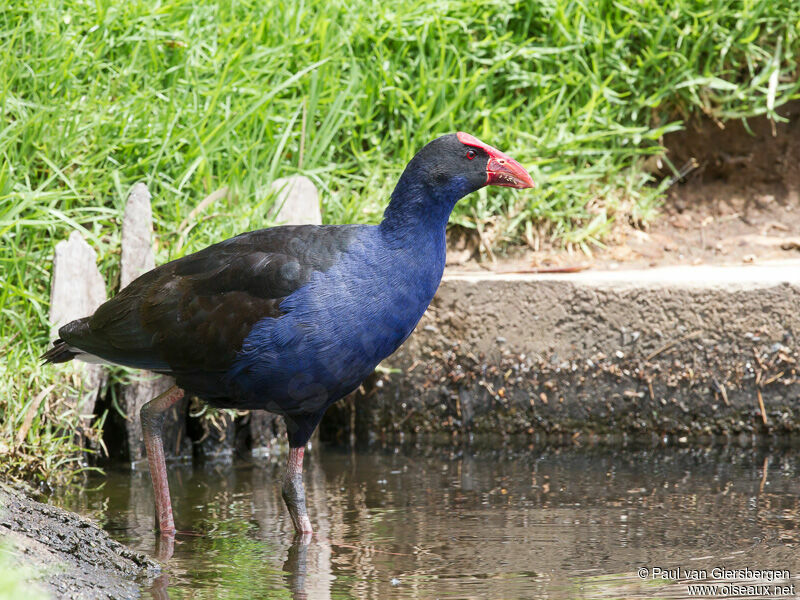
left=0, top=483, right=159, bottom=599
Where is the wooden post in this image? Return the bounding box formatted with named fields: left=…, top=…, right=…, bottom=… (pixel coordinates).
left=49, top=231, right=108, bottom=430
left=119, top=183, right=186, bottom=463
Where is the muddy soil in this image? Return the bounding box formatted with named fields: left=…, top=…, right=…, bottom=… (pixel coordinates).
left=0, top=483, right=159, bottom=599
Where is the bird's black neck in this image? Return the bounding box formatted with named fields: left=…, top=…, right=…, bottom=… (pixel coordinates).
left=379, top=170, right=463, bottom=244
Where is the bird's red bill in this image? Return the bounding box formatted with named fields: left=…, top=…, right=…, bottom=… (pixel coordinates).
left=457, top=132, right=534, bottom=189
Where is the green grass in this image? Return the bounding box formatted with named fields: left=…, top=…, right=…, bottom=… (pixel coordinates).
left=1, top=0, right=799, bottom=482
left=0, top=543, right=49, bottom=600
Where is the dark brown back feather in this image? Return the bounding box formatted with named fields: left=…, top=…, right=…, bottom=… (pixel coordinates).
left=59, top=224, right=360, bottom=373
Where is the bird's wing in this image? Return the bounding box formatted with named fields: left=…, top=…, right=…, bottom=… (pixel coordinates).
left=60, top=224, right=360, bottom=373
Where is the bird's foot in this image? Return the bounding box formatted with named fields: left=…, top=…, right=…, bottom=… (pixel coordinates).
left=282, top=477, right=314, bottom=536
left=152, top=505, right=177, bottom=539
left=158, top=515, right=176, bottom=537
left=175, top=529, right=205, bottom=537
left=141, top=386, right=185, bottom=538
left=282, top=472, right=313, bottom=537
left=288, top=510, right=314, bottom=538
left=281, top=446, right=314, bottom=537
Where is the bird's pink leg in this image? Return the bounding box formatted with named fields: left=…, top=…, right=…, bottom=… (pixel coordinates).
left=141, top=385, right=185, bottom=536
left=282, top=446, right=313, bottom=538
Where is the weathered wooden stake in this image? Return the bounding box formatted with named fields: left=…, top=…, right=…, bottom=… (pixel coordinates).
left=270, top=175, right=322, bottom=226
left=120, top=183, right=183, bottom=463
left=49, top=231, right=108, bottom=424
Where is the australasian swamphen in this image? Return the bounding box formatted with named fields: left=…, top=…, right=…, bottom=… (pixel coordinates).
left=42, top=132, right=534, bottom=538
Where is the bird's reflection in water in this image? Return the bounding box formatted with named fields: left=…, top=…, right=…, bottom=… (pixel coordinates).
left=149, top=572, right=170, bottom=600
left=148, top=534, right=177, bottom=600
left=147, top=535, right=318, bottom=600
left=155, top=533, right=175, bottom=562
left=283, top=538, right=313, bottom=600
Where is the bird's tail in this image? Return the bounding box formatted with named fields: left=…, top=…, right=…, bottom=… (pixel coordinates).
left=41, top=339, right=78, bottom=364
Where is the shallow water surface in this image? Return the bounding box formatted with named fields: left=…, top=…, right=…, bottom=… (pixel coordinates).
left=57, top=443, right=800, bottom=599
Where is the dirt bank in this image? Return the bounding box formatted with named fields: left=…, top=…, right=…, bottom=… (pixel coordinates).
left=0, top=483, right=159, bottom=599
left=448, top=100, right=800, bottom=272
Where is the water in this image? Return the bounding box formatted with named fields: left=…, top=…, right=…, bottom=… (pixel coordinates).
left=55, top=442, right=800, bottom=599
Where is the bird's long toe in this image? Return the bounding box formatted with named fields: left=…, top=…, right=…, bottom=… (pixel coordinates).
left=290, top=511, right=314, bottom=537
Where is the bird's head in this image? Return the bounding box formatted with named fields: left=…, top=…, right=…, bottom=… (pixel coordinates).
left=453, top=131, right=534, bottom=190
left=385, top=133, right=534, bottom=227
left=415, top=132, right=533, bottom=195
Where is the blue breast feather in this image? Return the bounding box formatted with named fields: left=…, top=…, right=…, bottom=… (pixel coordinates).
left=225, top=225, right=446, bottom=416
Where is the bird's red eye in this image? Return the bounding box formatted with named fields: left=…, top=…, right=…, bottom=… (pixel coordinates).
left=466, top=149, right=476, bottom=160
